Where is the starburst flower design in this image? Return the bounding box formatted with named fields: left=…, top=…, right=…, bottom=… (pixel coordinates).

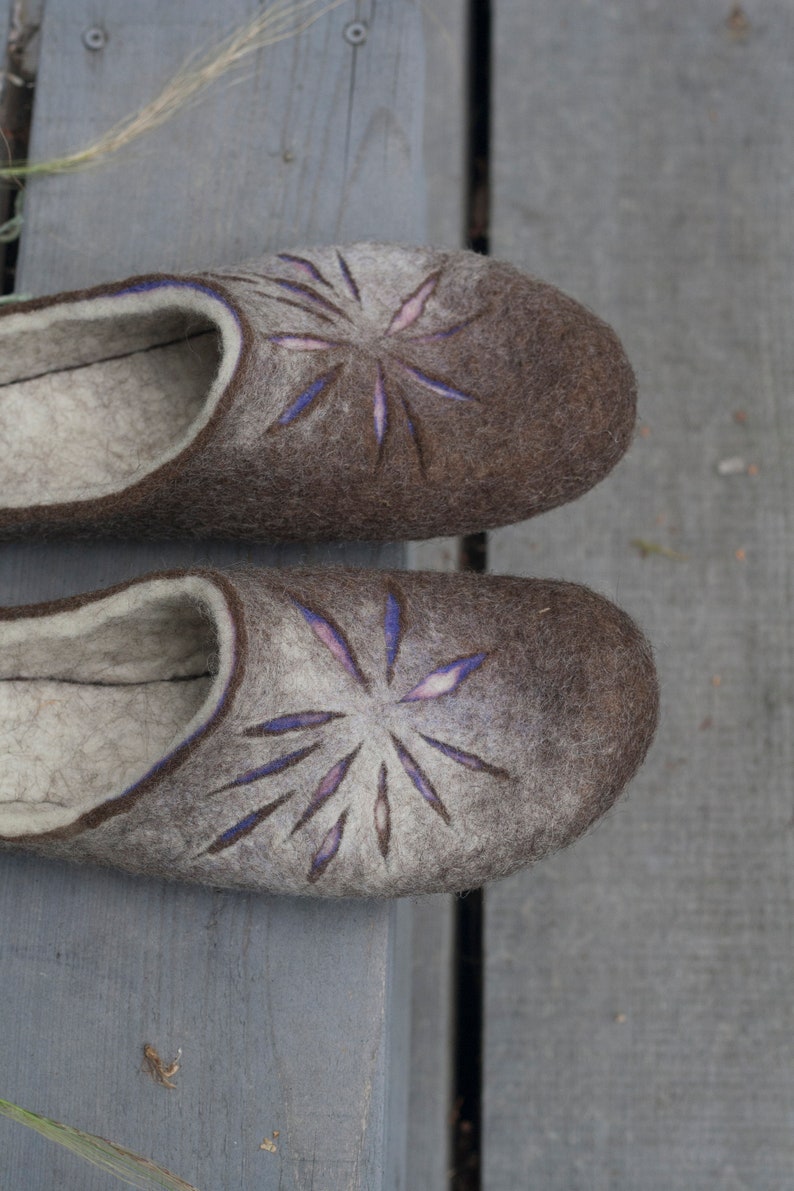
left=225, top=251, right=481, bottom=469
left=204, top=590, right=508, bottom=883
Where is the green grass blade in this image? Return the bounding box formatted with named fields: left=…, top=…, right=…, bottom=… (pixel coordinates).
left=0, top=1099, right=200, bottom=1191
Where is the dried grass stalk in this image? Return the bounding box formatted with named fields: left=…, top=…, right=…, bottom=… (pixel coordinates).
left=0, top=0, right=347, bottom=179
left=0, top=1097, right=200, bottom=1190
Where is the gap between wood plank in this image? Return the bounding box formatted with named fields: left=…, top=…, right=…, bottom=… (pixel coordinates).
left=0, top=1, right=42, bottom=293
left=452, top=2, right=490, bottom=1190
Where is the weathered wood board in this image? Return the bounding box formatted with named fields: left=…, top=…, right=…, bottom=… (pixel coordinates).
left=484, top=3, right=794, bottom=1189
left=0, top=3, right=438, bottom=1189
left=404, top=2, right=469, bottom=1185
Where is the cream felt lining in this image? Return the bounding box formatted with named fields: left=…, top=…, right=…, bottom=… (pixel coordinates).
left=0, top=575, right=236, bottom=836
left=0, top=286, right=242, bottom=506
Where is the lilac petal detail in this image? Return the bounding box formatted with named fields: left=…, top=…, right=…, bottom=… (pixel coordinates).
left=397, top=362, right=476, bottom=402
left=418, top=733, right=509, bottom=778
left=277, top=369, right=337, bottom=425
left=277, top=253, right=332, bottom=287
left=391, top=736, right=451, bottom=824
left=292, top=747, right=360, bottom=833
left=309, top=810, right=348, bottom=882
left=292, top=601, right=366, bottom=686
left=220, top=743, right=320, bottom=792
left=375, top=764, right=391, bottom=858
left=386, top=273, right=439, bottom=335
left=374, top=365, right=388, bottom=446
left=400, top=653, right=487, bottom=702
left=204, top=791, right=293, bottom=854
left=270, top=335, right=339, bottom=351
left=337, top=252, right=361, bottom=302
left=384, top=590, right=401, bottom=680
left=244, top=710, right=344, bottom=736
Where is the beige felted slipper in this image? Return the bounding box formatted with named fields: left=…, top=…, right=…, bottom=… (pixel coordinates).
left=0, top=243, right=636, bottom=541
left=0, top=567, right=657, bottom=897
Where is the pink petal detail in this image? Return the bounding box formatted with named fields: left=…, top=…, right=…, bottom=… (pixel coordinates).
left=270, top=335, right=339, bottom=351
left=293, top=601, right=366, bottom=687
left=386, top=273, right=439, bottom=335
left=292, top=747, right=360, bottom=833
left=400, top=653, right=487, bottom=702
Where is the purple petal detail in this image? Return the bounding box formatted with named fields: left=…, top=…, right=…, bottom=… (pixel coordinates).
left=266, top=276, right=348, bottom=318
left=375, top=764, right=391, bottom=858
left=400, top=653, right=487, bottom=702
left=399, top=394, right=424, bottom=463
left=277, top=253, right=332, bottom=287
left=387, top=273, right=439, bottom=335
left=210, top=272, right=262, bottom=286
left=277, top=369, right=337, bottom=425
left=245, top=710, right=343, bottom=736
left=398, top=362, right=476, bottom=402
left=384, top=591, right=401, bottom=680
left=391, top=736, right=451, bottom=824
left=418, top=733, right=509, bottom=778
left=293, top=601, right=366, bottom=686
left=270, top=335, right=339, bottom=351
left=292, top=748, right=360, bottom=833
left=267, top=295, right=335, bottom=324
left=337, top=252, right=361, bottom=302
left=204, top=791, right=293, bottom=854
left=220, top=743, right=319, bottom=791
left=309, top=810, right=348, bottom=881
left=408, top=316, right=477, bottom=342
left=374, top=365, right=388, bottom=446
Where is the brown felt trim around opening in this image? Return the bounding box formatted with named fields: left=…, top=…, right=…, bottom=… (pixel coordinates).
left=0, top=275, right=253, bottom=526
left=0, top=568, right=248, bottom=842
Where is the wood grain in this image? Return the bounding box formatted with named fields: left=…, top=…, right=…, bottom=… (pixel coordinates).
left=484, top=3, right=794, bottom=1189
left=0, top=3, right=431, bottom=1189
left=405, top=5, right=468, bottom=1182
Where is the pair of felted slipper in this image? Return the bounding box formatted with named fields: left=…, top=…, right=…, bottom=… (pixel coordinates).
left=0, top=243, right=658, bottom=897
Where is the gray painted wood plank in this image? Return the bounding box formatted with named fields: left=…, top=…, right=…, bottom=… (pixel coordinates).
left=0, top=3, right=430, bottom=1189
left=405, top=894, right=455, bottom=1190
left=411, top=0, right=465, bottom=573
left=404, top=6, right=468, bottom=1185
left=484, top=3, right=794, bottom=1189
left=422, top=0, right=466, bottom=251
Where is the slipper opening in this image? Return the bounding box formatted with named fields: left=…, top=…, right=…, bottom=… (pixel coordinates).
left=0, top=574, right=236, bottom=837
left=0, top=283, right=242, bottom=508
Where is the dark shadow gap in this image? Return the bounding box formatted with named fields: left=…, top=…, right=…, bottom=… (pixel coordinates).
left=452, top=1, right=490, bottom=1188
left=0, top=8, right=41, bottom=295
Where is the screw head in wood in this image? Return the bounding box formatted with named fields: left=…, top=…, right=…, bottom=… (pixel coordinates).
left=82, top=27, right=107, bottom=51
left=343, top=21, right=368, bottom=46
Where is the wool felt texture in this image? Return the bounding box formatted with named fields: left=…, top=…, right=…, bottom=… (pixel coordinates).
left=0, top=567, right=658, bottom=898
left=0, top=244, right=637, bottom=541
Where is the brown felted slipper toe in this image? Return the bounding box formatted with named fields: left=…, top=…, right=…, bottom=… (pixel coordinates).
left=0, top=243, right=636, bottom=541
left=0, top=567, right=657, bottom=897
